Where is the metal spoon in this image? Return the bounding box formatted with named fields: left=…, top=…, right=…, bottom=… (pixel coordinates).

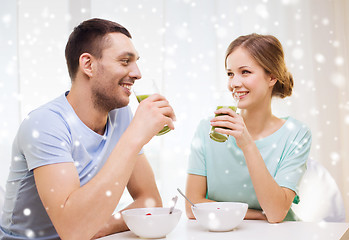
left=169, top=196, right=178, bottom=214
left=177, top=188, right=196, bottom=208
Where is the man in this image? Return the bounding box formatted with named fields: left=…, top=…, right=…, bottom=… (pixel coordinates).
left=0, top=18, right=176, bottom=239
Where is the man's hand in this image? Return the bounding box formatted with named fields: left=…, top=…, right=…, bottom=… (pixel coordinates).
left=130, top=94, right=176, bottom=144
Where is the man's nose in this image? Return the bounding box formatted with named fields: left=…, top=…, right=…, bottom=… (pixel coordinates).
left=129, top=63, right=142, bottom=80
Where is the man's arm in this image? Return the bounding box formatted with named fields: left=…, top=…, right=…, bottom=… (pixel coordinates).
left=91, top=153, right=162, bottom=238
left=34, top=94, right=175, bottom=240
left=34, top=131, right=141, bottom=240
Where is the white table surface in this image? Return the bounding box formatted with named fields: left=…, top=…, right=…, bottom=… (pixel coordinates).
left=98, top=217, right=349, bottom=240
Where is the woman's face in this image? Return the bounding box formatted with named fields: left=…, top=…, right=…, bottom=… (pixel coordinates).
left=225, top=47, right=276, bottom=110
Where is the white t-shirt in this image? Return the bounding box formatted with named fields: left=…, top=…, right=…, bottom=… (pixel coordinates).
left=1, top=92, right=138, bottom=239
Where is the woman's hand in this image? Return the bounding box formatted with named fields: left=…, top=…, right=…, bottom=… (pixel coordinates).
left=210, top=108, right=253, bottom=150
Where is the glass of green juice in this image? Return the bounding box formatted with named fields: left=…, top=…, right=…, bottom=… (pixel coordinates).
left=209, top=91, right=239, bottom=143
left=133, top=79, right=171, bottom=136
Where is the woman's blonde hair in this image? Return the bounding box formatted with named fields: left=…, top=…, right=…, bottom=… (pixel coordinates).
left=225, top=33, right=293, bottom=98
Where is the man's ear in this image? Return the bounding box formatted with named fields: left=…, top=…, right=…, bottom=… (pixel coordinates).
left=79, top=53, right=94, bottom=78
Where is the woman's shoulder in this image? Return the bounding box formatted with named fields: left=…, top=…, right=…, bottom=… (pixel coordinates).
left=283, top=116, right=311, bottom=132
left=280, top=116, right=312, bottom=141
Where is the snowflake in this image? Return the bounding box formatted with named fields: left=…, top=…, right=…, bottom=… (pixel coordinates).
left=216, top=27, right=227, bottom=38
left=330, top=152, right=340, bottom=165
left=345, top=115, right=349, bottom=125
left=106, top=190, right=112, bottom=197
left=191, top=137, right=203, bottom=150
left=292, top=47, right=304, bottom=60
left=23, top=208, right=31, bottom=216
left=331, top=73, right=345, bottom=88
left=74, top=140, right=80, bottom=147
left=114, top=212, right=121, bottom=219
left=25, top=229, right=35, bottom=238
left=145, top=198, right=156, bottom=208
left=255, top=4, right=269, bottom=19
left=335, top=56, right=344, bottom=66
left=208, top=212, right=216, bottom=220
left=322, top=18, right=330, bottom=26
left=315, top=54, right=325, bottom=63
left=281, top=0, right=299, bottom=5
left=2, top=14, right=11, bottom=24
left=32, top=130, right=39, bottom=138
left=286, top=122, right=295, bottom=130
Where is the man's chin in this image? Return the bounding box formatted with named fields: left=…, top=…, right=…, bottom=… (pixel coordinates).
left=113, top=99, right=130, bottom=110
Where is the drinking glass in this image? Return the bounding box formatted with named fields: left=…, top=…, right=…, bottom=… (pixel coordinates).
left=209, top=91, right=239, bottom=143
left=133, top=79, right=171, bottom=136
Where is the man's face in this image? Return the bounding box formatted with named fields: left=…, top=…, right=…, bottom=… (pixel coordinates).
left=91, top=32, right=141, bottom=112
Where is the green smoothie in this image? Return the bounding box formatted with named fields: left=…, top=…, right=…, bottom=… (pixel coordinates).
left=136, top=94, right=150, bottom=102
left=136, top=94, right=171, bottom=136
left=209, top=106, right=237, bottom=142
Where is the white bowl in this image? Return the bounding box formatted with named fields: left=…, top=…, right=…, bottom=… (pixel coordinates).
left=192, top=202, right=248, bottom=232
left=122, top=207, right=182, bottom=239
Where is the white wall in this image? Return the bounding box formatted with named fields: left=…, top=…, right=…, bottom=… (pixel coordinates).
left=0, top=0, right=20, bottom=190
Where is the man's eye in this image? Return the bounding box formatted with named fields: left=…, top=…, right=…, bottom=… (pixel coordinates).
left=121, top=59, right=130, bottom=64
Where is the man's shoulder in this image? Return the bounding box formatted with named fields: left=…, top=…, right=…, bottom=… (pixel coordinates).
left=19, top=93, right=71, bottom=133
left=27, top=93, right=67, bottom=116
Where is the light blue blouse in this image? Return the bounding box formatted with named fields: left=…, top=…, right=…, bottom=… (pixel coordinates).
left=187, top=116, right=312, bottom=220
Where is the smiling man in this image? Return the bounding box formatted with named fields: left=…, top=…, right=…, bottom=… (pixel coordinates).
left=0, top=18, right=176, bottom=239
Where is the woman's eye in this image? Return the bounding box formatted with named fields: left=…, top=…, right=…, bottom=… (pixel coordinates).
left=227, top=72, right=233, bottom=77
left=242, top=70, right=250, bottom=74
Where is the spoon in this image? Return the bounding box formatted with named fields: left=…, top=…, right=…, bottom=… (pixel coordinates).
left=169, top=196, right=178, bottom=214
left=177, top=188, right=196, bottom=208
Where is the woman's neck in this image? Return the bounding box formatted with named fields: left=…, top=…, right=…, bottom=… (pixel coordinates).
left=240, top=104, right=282, bottom=141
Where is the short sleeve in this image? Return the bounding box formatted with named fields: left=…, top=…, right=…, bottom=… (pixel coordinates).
left=275, top=125, right=312, bottom=196
left=187, top=119, right=209, bottom=176
left=18, top=108, right=73, bottom=171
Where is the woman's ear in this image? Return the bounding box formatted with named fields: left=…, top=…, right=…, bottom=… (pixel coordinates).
left=79, top=53, right=94, bottom=78
left=269, top=74, right=278, bottom=87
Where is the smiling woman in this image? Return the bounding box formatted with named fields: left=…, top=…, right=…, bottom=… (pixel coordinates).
left=185, top=33, right=312, bottom=223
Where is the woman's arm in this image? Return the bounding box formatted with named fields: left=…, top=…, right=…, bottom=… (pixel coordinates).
left=241, top=143, right=296, bottom=223
left=185, top=174, right=215, bottom=219
left=186, top=174, right=268, bottom=221
left=211, top=109, right=296, bottom=223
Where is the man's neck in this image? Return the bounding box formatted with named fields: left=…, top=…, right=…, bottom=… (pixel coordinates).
left=66, top=84, right=108, bottom=135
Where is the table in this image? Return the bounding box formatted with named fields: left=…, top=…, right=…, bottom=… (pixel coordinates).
left=98, top=218, right=349, bottom=240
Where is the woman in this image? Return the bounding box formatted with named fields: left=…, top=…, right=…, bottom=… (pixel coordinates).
left=186, top=33, right=312, bottom=223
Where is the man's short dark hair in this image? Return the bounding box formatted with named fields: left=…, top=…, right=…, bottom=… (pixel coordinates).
left=65, top=18, right=132, bottom=80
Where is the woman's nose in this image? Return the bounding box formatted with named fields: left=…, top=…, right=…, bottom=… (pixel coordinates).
left=228, top=76, right=242, bottom=91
